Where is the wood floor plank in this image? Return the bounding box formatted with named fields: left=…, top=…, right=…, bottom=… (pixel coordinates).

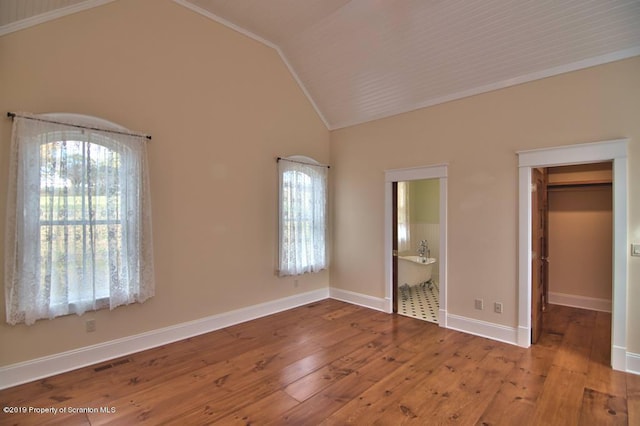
left=213, top=390, right=300, bottom=425
left=586, top=360, right=628, bottom=398
left=321, top=330, right=473, bottom=425
left=578, top=387, right=628, bottom=425
left=363, top=338, right=499, bottom=424
left=530, top=365, right=587, bottom=426
left=0, top=301, right=637, bottom=426
left=627, top=373, right=640, bottom=426
left=274, top=345, right=413, bottom=425
left=477, top=359, right=546, bottom=425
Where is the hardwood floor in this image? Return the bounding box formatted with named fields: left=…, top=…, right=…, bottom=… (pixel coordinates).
left=1, top=300, right=638, bottom=425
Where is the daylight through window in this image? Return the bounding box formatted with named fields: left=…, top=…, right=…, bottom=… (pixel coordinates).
left=4, top=114, right=155, bottom=325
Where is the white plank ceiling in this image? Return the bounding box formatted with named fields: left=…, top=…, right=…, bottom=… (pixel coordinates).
left=2, top=0, right=640, bottom=129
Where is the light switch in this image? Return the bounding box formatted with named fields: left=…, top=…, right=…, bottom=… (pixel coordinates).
left=632, top=244, right=640, bottom=257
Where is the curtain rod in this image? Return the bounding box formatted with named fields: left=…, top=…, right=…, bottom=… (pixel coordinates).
left=7, top=112, right=152, bottom=141
left=277, top=157, right=330, bottom=169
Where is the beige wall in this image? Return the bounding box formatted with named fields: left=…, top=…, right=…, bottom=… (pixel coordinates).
left=0, top=0, right=329, bottom=366
left=330, top=57, right=640, bottom=352
left=548, top=185, right=612, bottom=300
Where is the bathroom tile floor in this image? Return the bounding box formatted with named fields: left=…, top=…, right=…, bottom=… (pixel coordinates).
left=399, top=282, right=439, bottom=323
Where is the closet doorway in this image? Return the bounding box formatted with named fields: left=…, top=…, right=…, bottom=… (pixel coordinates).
left=517, top=139, right=628, bottom=371
left=531, top=163, right=613, bottom=345
left=546, top=163, right=613, bottom=313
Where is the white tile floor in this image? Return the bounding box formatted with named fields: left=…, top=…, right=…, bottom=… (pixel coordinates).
left=398, top=282, right=439, bottom=323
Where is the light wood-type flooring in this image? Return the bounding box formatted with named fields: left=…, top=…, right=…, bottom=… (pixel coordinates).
left=1, top=299, right=638, bottom=425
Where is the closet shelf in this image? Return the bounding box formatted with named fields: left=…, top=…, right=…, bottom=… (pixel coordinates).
left=547, top=179, right=612, bottom=189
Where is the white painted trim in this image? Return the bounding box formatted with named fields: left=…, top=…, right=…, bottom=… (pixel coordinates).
left=446, top=314, right=518, bottom=346
left=384, top=164, right=448, bottom=327
left=517, top=139, right=628, bottom=372
left=331, top=48, right=640, bottom=130
left=548, top=293, right=611, bottom=313
left=517, top=165, right=532, bottom=349
left=172, top=0, right=330, bottom=129
left=517, top=326, right=530, bottom=347
left=611, top=155, right=628, bottom=372
left=330, top=288, right=545, bottom=328
left=627, top=352, right=640, bottom=376
left=0, top=0, right=117, bottom=37
left=329, top=288, right=389, bottom=312
left=0, top=288, right=329, bottom=390
left=384, top=163, right=449, bottom=182
left=516, top=139, right=628, bottom=167
left=172, top=0, right=277, bottom=49
left=275, top=49, right=330, bottom=129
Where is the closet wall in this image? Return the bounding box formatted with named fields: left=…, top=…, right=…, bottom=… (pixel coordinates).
left=547, top=163, right=613, bottom=310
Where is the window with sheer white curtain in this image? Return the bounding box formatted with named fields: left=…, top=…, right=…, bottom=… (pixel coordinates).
left=397, top=181, right=410, bottom=252
left=4, top=113, right=154, bottom=325
left=278, top=156, right=328, bottom=276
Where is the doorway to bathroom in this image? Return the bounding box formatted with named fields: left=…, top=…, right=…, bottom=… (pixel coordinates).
left=385, top=164, right=447, bottom=326
left=395, top=179, right=440, bottom=323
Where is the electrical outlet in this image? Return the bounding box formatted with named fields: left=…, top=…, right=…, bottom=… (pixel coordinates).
left=474, top=299, right=483, bottom=310
left=494, top=302, right=503, bottom=314
left=86, top=319, right=96, bottom=333
left=632, top=244, right=640, bottom=257
left=294, top=279, right=299, bottom=288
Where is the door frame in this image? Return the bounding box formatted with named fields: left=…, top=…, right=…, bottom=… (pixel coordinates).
left=517, top=139, right=628, bottom=371
left=384, top=164, right=448, bottom=325
left=530, top=167, right=547, bottom=344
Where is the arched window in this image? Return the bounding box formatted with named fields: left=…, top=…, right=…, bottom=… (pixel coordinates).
left=278, top=156, right=328, bottom=276
left=5, top=113, right=154, bottom=325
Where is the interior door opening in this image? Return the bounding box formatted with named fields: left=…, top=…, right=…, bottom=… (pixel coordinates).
left=393, top=179, right=441, bottom=324
left=532, top=163, right=613, bottom=356
left=385, top=164, right=448, bottom=328
left=518, top=139, right=626, bottom=371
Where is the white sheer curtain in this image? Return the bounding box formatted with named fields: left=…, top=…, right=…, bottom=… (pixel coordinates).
left=4, top=113, right=154, bottom=325
left=278, top=157, right=328, bottom=276
left=397, top=181, right=411, bottom=252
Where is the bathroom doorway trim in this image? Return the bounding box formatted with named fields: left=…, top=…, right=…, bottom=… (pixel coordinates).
left=517, top=139, right=628, bottom=371
left=384, top=164, right=448, bottom=326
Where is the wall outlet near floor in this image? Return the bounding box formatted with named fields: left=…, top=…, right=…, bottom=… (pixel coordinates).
left=86, top=319, right=96, bottom=333
left=494, top=302, right=503, bottom=314
left=474, top=299, right=483, bottom=310
left=632, top=244, right=640, bottom=257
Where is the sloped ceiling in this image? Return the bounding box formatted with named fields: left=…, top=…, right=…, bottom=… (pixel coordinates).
left=2, top=0, right=640, bottom=129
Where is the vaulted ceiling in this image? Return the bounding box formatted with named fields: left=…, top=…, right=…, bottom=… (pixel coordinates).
left=2, top=0, right=640, bottom=129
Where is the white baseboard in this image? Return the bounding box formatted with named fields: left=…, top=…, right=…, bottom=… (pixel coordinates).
left=3, top=287, right=635, bottom=390
left=611, top=345, right=627, bottom=372
left=517, top=326, right=531, bottom=348
left=548, top=292, right=612, bottom=313
left=0, top=288, right=329, bottom=390
left=626, top=352, right=640, bottom=375
left=329, top=288, right=389, bottom=312
left=331, top=288, right=519, bottom=346
left=446, top=314, right=519, bottom=346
